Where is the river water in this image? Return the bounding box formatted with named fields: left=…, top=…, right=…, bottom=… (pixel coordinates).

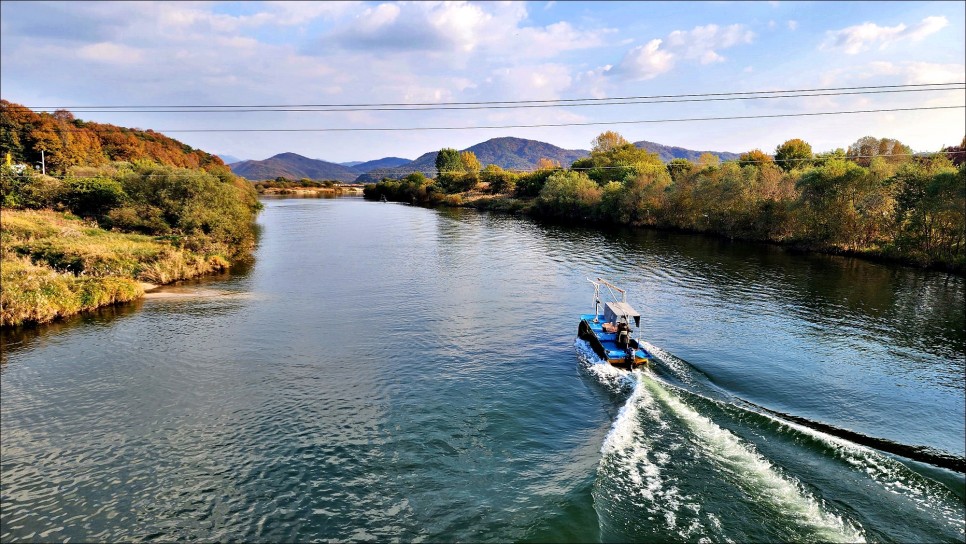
left=2, top=197, right=964, bottom=542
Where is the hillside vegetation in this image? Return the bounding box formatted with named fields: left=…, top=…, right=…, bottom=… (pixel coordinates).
left=1, top=100, right=226, bottom=172
left=365, top=131, right=966, bottom=272
left=1, top=102, right=261, bottom=327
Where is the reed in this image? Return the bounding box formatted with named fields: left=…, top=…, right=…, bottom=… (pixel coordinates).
left=1, top=209, right=231, bottom=326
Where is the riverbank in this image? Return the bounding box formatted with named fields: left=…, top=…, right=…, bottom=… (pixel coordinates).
left=255, top=185, right=364, bottom=197
left=0, top=209, right=244, bottom=327
left=367, top=187, right=966, bottom=275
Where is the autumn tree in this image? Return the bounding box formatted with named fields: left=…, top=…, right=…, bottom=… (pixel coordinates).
left=592, top=131, right=630, bottom=154
left=536, top=157, right=561, bottom=170
left=737, top=149, right=773, bottom=167
left=847, top=136, right=912, bottom=166
left=774, top=138, right=813, bottom=171
left=460, top=150, right=481, bottom=173
left=696, top=152, right=720, bottom=169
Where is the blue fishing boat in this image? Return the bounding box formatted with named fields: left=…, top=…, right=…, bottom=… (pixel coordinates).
left=577, top=277, right=652, bottom=367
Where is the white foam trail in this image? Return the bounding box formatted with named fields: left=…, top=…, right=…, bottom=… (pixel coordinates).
left=639, top=341, right=695, bottom=385
left=574, top=339, right=635, bottom=393
left=643, top=376, right=867, bottom=543
left=760, top=411, right=966, bottom=536
left=596, top=370, right=715, bottom=538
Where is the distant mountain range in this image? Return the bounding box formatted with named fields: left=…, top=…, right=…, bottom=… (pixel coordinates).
left=230, top=153, right=361, bottom=182
left=354, top=137, right=590, bottom=182
left=228, top=136, right=738, bottom=182
left=218, top=154, right=243, bottom=165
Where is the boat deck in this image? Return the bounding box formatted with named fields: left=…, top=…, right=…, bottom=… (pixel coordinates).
left=579, top=313, right=651, bottom=364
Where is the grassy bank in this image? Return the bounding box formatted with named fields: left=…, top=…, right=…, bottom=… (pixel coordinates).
left=1, top=209, right=234, bottom=327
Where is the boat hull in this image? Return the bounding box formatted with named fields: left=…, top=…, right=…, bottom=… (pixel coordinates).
left=577, top=315, right=651, bottom=367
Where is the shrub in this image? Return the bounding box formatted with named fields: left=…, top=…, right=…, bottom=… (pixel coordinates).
left=535, top=170, right=601, bottom=219
left=61, top=177, right=126, bottom=217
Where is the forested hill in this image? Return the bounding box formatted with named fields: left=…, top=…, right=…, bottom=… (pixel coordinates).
left=0, top=100, right=225, bottom=173
left=633, top=140, right=739, bottom=162
left=356, top=137, right=590, bottom=182
left=229, top=154, right=412, bottom=181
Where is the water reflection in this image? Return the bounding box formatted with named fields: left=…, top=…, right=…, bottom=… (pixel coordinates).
left=1, top=199, right=963, bottom=543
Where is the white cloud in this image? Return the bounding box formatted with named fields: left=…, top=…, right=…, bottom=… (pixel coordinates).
left=864, top=61, right=966, bottom=85
left=787, top=20, right=798, bottom=31
left=665, top=23, right=754, bottom=64
left=483, top=64, right=574, bottom=101
left=606, top=23, right=753, bottom=80
left=76, top=42, right=143, bottom=64
left=611, top=39, right=676, bottom=80
left=822, top=16, right=949, bottom=55
left=328, top=1, right=609, bottom=59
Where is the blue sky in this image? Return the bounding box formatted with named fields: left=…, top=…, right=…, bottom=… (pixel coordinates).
left=1, top=1, right=963, bottom=163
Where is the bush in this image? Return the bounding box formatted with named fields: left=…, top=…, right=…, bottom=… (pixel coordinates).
left=514, top=169, right=556, bottom=198
left=535, top=170, right=601, bottom=219
left=62, top=177, right=126, bottom=217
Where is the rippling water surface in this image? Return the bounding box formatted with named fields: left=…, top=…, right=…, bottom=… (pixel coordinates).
left=2, top=197, right=964, bottom=542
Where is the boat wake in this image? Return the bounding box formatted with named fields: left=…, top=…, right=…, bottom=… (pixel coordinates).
left=576, top=338, right=965, bottom=542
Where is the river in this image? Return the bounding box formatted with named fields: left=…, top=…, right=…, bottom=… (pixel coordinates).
left=2, top=197, right=964, bottom=542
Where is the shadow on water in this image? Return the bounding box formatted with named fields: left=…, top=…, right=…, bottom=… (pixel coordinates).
left=1, top=301, right=145, bottom=364
left=476, top=212, right=965, bottom=363
left=0, top=262, right=257, bottom=365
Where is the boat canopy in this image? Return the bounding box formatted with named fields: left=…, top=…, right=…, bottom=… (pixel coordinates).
left=604, top=301, right=641, bottom=327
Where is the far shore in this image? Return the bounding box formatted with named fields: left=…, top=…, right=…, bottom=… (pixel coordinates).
left=256, top=185, right=364, bottom=196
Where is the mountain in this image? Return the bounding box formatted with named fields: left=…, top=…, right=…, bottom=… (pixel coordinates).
left=218, top=154, right=243, bottom=165
left=355, top=137, right=589, bottom=182
left=229, top=152, right=360, bottom=182
left=226, top=138, right=742, bottom=182
left=351, top=157, right=412, bottom=173
left=633, top=140, right=739, bottom=163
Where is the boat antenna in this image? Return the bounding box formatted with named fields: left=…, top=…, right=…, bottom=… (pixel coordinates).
left=586, top=278, right=601, bottom=322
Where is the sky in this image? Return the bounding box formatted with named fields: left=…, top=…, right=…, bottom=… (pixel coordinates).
left=1, top=1, right=964, bottom=163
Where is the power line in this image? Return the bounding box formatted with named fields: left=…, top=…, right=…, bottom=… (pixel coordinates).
left=15, top=82, right=964, bottom=111
left=15, top=86, right=964, bottom=114
left=139, top=105, right=963, bottom=133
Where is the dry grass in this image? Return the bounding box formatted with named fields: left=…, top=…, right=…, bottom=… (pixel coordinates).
left=1, top=209, right=232, bottom=326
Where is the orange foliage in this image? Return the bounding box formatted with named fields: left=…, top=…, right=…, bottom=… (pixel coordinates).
left=1, top=100, right=225, bottom=174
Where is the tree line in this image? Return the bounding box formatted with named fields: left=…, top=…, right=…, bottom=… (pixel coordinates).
left=1, top=100, right=226, bottom=174
left=0, top=102, right=260, bottom=254
left=364, top=131, right=965, bottom=271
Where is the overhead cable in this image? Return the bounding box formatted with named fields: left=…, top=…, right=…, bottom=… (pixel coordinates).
left=14, top=82, right=965, bottom=111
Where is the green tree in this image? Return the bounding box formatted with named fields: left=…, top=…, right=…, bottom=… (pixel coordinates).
left=481, top=164, right=515, bottom=194
left=435, top=148, right=467, bottom=193
left=536, top=170, right=601, bottom=219
left=775, top=138, right=813, bottom=171
left=666, top=158, right=694, bottom=183
left=599, top=164, right=671, bottom=225
left=585, top=131, right=662, bottom=185
left=61, top=177, right=127, bottom=217
left=435, top=148, right=463, bottom=178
